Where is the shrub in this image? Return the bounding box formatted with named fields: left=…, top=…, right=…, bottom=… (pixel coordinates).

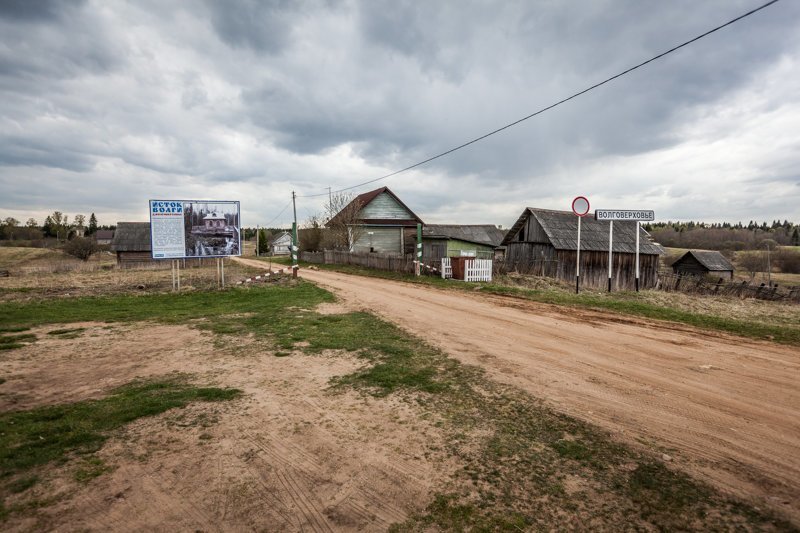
left=63, top=237, right=98, bottom=261
left=774, top=249, right=800, bottom=274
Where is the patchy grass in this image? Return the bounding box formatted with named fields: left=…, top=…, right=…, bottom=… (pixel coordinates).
left=73, top=458, right=114, bottom=483
left=0, top=377, right=241, bottom=521
left=0, top=279, right=794, bottom=529
left=46, top=327, right=86, bottom=336
left=0, top=332, right=36, bottom=351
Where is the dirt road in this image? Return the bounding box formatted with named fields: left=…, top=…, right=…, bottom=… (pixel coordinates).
left=241, top=262, right=800, bottom=519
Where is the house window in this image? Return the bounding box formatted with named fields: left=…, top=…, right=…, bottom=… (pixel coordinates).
left=518, top=227, right=525, bottom=241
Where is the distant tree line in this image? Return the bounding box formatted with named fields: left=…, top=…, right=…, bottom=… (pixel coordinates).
left=645, top=219, right=799, bottom=251
left=1, top=211, right=115, bottom=243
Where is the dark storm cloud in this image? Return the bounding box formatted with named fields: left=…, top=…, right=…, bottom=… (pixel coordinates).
left=236, top=0, right=800, bottom=187
left=0, top=0, right=84, bottom=22
left=0, top=0, right=798, bottom=224
left=204, top=0, right=308, bottom=53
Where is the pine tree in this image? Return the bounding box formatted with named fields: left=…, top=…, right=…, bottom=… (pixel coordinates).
left=88, top=213, right=98, bottom=235
left=792, top=227, right=800, bottom=246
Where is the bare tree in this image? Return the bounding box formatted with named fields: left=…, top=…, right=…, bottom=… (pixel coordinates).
left=300, top=214, right=325, bottom=252
left=324, top=192, right=364, bottom=250
left=737, top=251, right=764, bottom=281
left=2, top=217, right=19, bottom=240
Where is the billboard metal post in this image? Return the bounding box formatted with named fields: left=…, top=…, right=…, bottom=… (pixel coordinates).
left=608, top=221, right=613, bottom=292
left=221, top=257, right=225, bottom=288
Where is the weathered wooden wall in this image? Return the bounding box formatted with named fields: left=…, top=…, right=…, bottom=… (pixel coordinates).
left=504, top=243, right=661, bottom=289
left=312, top=250, right=414, bottom=273
left=360, top=192, right=413, bottom=220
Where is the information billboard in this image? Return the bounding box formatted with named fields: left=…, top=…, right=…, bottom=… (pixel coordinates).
left=149, top=200, right=241, bottom=259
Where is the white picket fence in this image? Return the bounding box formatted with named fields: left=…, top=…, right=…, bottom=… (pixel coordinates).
left=440, top=258, right=492, bottom=282
left=441, top=257, right=453, bottom=279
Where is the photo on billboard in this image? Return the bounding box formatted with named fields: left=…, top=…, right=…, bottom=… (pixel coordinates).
left=150, top=200, right=241, bottom=259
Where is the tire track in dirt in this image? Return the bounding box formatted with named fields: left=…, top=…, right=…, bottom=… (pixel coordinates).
left=281, top=264, right=800, bottom=521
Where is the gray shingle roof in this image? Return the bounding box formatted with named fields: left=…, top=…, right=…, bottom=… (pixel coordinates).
left=423, top=224, right=505, bottom=247
left=111, top=222, right=151, bottom=252
left=677, top=250, right=734, bottom=272
left=501, top=208, right=665, bottom=255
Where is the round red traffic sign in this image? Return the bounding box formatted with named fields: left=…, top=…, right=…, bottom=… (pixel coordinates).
left=572, top=196, right=590, bottom=217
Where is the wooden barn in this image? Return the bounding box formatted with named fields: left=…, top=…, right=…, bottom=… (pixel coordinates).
left=672, top=250, right=734, bottom=279
left=502, top=208, right=665, bottom=289
left=327, top=186, right=424, bottom=255
left=422, top=225, right=506, bottom=261
left=111, top=222, right=156, bottom=268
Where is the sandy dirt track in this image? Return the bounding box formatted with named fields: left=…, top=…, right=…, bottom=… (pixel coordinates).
left=267, top=263, right=800, bottom=520
left=1, top=322, right=452, bottom=531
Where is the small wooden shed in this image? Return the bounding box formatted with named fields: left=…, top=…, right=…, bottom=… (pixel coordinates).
left=111, top=222, right=155, bottom=267
left=671, top=250, right=734, bottom=279
left=502, top=208, right=665, bottom=289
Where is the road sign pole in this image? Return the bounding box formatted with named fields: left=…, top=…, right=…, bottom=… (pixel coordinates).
left=291, top=191, right=298, bottom=279
left=416, top=223, right=422, bottom=276
left=608, top=220, right=613, bottom=292
left=635, top=221, right=640, bottom=292
left=571, top=196, right=590, bottom=295
left=576, top=216, right=581, bottom=294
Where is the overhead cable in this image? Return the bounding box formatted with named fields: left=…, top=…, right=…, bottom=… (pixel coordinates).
left=298, top=0, right=781, bottom=198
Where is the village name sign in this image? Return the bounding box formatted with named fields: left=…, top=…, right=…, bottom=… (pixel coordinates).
left=594, top=209, right=655, bottom=222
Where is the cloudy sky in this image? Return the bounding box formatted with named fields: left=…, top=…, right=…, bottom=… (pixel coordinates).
left=1, top=0, right=798, bottom=229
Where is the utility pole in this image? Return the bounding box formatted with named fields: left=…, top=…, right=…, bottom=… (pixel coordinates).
left=291, top=191, right=298, bottom=278
left=765, top=241, right=771, bottom=286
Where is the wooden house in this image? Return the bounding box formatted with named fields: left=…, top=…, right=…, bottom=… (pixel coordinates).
left=94, top=229, right=114, bottom=245
left=111, top=222, right=156, bottom=267
left=422, top=225, right=506, bottom=261
left=501, top=208, right=665, bottom=289
left=269, top=231, right=292, bottom=256
left=672, top=250, right=734, bottom=279
left=327, top=187, right=424, bottom=254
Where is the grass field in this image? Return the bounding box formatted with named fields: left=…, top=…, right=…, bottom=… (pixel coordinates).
left=0, top=280, right=794, bottom=529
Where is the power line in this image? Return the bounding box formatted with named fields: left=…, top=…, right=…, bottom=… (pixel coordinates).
left=298, top=0, right=780, bottom=199
left=263, top=199, right=292, bottom=227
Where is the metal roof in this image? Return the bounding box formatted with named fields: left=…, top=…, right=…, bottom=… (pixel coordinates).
left=676, top=250, right=734, bottom=272
left=326, top=186, right=424, bottom=227
left=423, top=224, right=505, bottom=247
left=501, top=208, right=665, bottom=255
left=110, top=222, right=151, bottom=252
